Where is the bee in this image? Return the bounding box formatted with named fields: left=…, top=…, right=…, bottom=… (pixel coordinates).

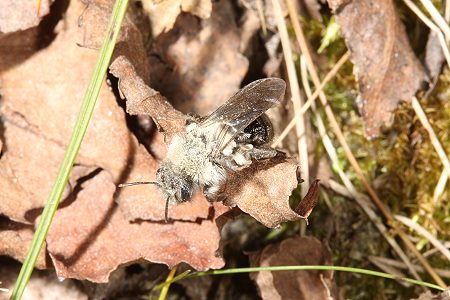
left=120, top=78, right=286, bottom=221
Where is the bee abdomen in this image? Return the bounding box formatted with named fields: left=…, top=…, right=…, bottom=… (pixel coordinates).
left=236, top=113, right=274, bottom=146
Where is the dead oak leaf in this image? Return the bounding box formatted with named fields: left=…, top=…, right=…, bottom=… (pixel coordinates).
left=248, top=236, right=337, bottom=300
left=46, top=171, right=225, bottom=282
left=224, top=159, right=311, bottom=228
left=142, top=0, right=212, bottom=36
left=0, top=0, right=53, bottom=33
left=328, top=0, right=427, bottom=138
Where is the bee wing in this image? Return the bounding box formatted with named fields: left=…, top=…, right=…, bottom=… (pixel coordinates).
left=199, top=78, right=286, bottom=153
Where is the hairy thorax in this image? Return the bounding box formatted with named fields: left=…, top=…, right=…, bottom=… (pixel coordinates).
left=166, top=125, right=225, bottom=187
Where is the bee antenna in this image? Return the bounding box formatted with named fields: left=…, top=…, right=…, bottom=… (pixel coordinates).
left=164, top=197, right=170, bottom=223
left=118, top=181, right=158, bottom=188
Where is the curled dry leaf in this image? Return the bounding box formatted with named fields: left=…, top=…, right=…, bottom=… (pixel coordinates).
left=328, top=0, right=427, bottom=138
left=0, top=0, right=53, bottom=33
left=248, top=236, right=337, bottom=300
left=109, top=56, right=186, bottom=137
left=148, top=0, right=249, bottom=115
left=142, top=0, right=212, bottom=36
left=224, top=159, right=314, bottom=228
left=295, top=179, right=320, bottom=221
left=0, top=218, right=48, bottom=269
left=46, top=171, right=226, bottom=282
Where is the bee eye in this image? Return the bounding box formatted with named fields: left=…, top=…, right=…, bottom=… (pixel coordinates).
left=180, top=185, right=192, bottom=200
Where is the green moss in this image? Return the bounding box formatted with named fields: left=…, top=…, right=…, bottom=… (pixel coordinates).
left=374, top=68, right=450, bottom=240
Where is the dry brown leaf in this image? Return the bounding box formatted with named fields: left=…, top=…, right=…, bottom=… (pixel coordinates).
left=328, top=0, right=427, bottom=138
left=46, top=171, right=226, bottom=282
left=0, top=0, right=68, bottom=74
left=109, top=55, right=186, bottom=137
left=0, top=218, right=48, bottom=269
left=224, top=159, right=309, bottom=228
left=142, top=0, right=212, bottom=36
left=0, top=0, right=53, bottom=33
left=0, top=258, right=88, bottom=299
left=148, top=0, right=249, bottom=115
left=248, top=236, right=337, bottom=300
left=295, top=179, right=320, bottom=221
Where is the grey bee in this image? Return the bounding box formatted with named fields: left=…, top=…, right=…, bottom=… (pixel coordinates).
left=120, top=78, right=286, bottom=220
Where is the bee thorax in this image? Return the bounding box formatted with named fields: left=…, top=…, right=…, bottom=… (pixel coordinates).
left=164, top=133, right=226, bottom=190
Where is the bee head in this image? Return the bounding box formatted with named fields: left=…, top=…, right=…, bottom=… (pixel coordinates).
left=118, top=163, right=194, bottom=222
left=156, top=163, right=194, bottom=203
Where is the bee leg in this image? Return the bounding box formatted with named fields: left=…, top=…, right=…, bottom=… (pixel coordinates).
left=248, top=147, right=285, bottom=161
left=203, top=183, right=226, bottom=202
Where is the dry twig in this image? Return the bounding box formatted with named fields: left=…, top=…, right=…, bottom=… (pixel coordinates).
left=403, top=0, right=450, bottom=67
left=272, top=0, right=310, bottom=193
left=271, top=52, right=350, bottom=147
left=395, top=215, right=450, bottom=263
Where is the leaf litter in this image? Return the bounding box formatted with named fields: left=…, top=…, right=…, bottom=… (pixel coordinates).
left=1, top=0, right=445, bottom=298
left=0, top=0, right=310, bottom=285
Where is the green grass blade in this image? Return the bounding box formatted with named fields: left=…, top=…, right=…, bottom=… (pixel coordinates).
left=158, top=265, right=446, bottom=292
left=10, top=0, right=129, bottom=298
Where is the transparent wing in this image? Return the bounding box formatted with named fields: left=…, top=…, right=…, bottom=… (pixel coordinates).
left=200, top=78, right=286, bottom=153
